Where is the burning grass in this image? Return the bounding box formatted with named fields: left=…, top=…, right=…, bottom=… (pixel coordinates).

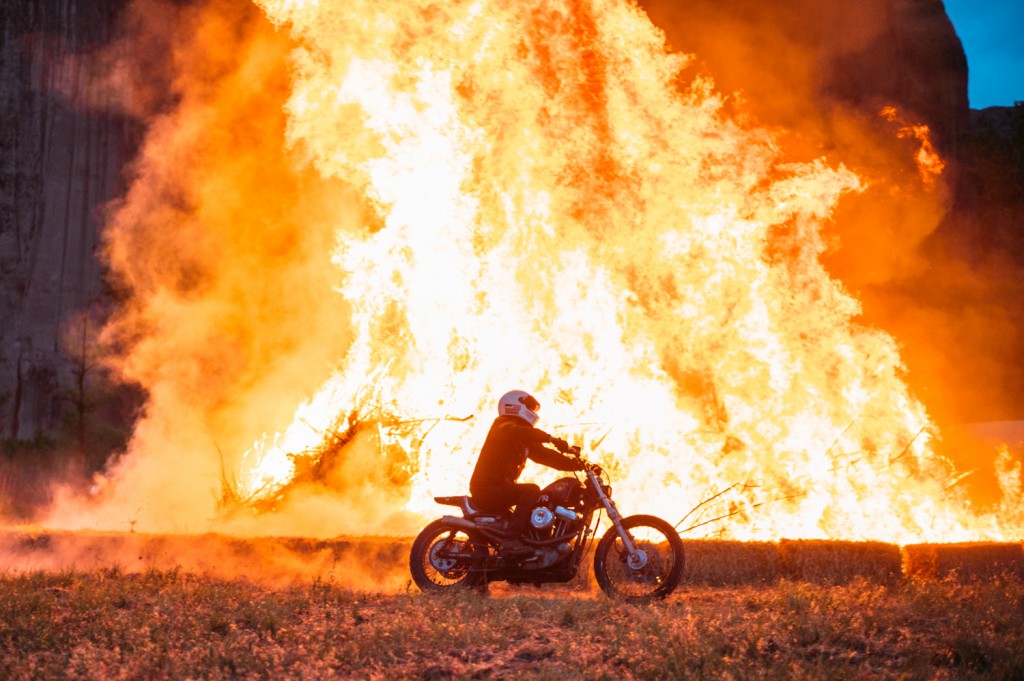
left=1, top=569, right=1023, bottom=679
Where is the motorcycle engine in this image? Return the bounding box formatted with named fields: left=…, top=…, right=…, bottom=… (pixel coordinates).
left=519, top=542, right=572, bottom=570
left=522, top=502, right=580, bottom=570
left=530, top=506, right=554, bottom=530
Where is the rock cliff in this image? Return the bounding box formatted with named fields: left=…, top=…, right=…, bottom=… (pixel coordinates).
left=1, top=0, right=135, bottom=445
left=642, top=0, right=970, bottom=152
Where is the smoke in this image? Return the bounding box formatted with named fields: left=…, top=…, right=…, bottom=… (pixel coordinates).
left=44, top=0, right=362, bottom=534
left=639, top=0, right=1024, bottom=427
left=640, top=0, right=958, bottom=283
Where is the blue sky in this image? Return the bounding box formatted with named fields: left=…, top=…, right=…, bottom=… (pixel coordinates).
left=944, top=0, right=1024, bottom=108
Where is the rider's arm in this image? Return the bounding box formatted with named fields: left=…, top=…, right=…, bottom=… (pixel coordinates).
left=529, top=446, right=584, bottom=471
left=523, top=426, right=584, bottom=471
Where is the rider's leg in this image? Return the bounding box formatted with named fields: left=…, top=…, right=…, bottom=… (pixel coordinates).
left=506, top=483, right=541, bottom=537
left=470, top=484, right=520, bottom=515
left=471, top=483, right=541, bottom=554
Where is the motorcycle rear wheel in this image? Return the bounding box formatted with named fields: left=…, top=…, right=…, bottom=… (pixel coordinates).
left=409, top=519, right=487, bottom=592
left=593, top=514, right=684, bottom=602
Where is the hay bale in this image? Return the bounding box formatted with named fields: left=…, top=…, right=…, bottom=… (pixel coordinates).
left=680, top=540, right=780, bottom=585
left=778, top=539, right=902, bottom=583
left=902, top=542, right=1024, bottom=580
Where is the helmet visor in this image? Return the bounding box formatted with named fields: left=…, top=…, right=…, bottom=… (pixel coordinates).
left=519, top=394, right=540, bottom=412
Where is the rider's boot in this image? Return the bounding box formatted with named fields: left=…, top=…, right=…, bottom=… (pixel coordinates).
left=500, top=502, right=537, bottom=558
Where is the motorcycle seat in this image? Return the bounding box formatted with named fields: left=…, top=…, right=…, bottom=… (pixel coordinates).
left=434, top=495, right=481, bottom=516
left=434, top=495, right=510, bottom=525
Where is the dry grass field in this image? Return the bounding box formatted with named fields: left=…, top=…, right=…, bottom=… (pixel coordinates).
left=2, top=567, right=1023, bottom=680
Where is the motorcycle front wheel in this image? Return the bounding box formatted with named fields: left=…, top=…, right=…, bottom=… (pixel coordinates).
left=593, top=514, right=684, bottom=602
left=409, top=519, right=487, bottom=592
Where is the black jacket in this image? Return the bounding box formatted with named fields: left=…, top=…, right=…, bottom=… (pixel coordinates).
left=469, top=415, right=582, bottom=493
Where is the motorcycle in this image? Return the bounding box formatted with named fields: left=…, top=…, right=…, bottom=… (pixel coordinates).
left=409, top=446, right=685, bottom=601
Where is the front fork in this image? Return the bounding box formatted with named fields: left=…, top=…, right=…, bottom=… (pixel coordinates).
left=587, top=469, right=644, bottom=566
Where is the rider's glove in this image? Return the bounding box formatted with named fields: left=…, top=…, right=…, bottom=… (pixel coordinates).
left=550, top=437, right=569, bottom=453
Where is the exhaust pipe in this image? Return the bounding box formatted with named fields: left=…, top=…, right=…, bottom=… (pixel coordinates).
left=440, top=515, right=478, bottom=531
left=440, top=516, right=506, bottom=542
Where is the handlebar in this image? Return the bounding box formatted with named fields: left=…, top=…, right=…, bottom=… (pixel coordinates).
left=564, top=445, right=605, bottom=477
left=555, top=442, right=605, bottom=477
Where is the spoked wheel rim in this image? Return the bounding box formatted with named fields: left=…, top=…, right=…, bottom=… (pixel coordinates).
left=410, top=520, right=486, bottom=591
left=422, top=529, right=476, bottom=586
left=613, top=540, right=666, bottom=590
left=594, top=515, right=684, bottom=602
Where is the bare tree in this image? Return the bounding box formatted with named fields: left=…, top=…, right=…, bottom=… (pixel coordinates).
left=58, top=305, right=105, bottom=476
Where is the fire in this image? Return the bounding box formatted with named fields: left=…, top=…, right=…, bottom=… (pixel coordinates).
left=879, top=106, right=946, bottom=186
left=45, top=0, right=1022, bottom=543
left=227, top=0, right=1022, bottom=543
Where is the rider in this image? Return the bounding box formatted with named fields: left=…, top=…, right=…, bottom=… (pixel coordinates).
left=469, top=390, right=584, bottom=555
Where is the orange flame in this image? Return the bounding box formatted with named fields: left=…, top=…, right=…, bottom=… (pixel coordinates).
left=230, top=0, right=1021, bottom=543
left=43, top=0, right=1022, bottom=543
left=879, top=106, right=946, bottom=186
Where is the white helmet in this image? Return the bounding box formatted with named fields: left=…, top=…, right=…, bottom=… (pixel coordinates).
left=498, top=390, right=540, bottom=426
